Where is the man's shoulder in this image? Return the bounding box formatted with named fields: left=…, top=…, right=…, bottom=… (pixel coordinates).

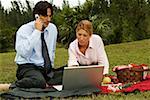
left=48, top=23, right=57, bottom=29
left=19, top=21, right=34, bottom=30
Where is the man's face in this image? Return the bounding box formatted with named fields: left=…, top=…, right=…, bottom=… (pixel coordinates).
left=40, top=8, right=52, bottom=27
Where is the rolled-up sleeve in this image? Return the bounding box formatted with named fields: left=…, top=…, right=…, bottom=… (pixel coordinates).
left=68, top=44, right=79, bottom=66
left=97, top=37, right=109, bottom=74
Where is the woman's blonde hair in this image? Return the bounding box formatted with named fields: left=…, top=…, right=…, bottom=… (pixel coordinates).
left=76, top=20, right=93, bottom=36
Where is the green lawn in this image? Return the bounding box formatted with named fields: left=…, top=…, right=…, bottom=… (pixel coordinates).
left=0, top=39, right=150, bottom=99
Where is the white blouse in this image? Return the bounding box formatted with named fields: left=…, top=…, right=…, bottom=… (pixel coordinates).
left=68, top=34, right=109, bottom=74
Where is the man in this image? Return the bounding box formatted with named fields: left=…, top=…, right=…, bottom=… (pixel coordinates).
left=0, top=1, right=61, bottom=90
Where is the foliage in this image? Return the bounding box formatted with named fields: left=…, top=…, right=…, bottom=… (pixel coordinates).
left=90, top=15, right=113, bottom=45
left=0, top=0, right=150, bottom=52
left=108, top=0, right=150, bottom=43
left=0, top=28, right=16, bottom=52
left=55, top=1, right=76, bottom=47
left=55, top=0, right=93, bottom=47
left=0, top=0, right=33, bottom=52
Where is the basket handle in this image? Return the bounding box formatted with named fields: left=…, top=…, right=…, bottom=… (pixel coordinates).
left=130, top=68, right=150, bottom=72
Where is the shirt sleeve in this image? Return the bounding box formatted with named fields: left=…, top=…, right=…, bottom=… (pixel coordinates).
left=15, top=25, right=41, bottom=58
left=97, top=36, right=109, bottom=74
left=51, top=25, right=58, bottom=67
left=68, top=43, right=79, bottom=66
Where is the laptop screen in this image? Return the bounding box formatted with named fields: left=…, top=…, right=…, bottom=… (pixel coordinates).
left=62, top=65, right=104, bottom=90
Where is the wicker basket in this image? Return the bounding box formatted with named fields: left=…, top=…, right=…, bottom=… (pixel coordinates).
left=113, top=64, right=150, bottom=83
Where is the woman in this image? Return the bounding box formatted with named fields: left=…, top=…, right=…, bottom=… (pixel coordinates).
left=68, top=20, right=109, bottom=74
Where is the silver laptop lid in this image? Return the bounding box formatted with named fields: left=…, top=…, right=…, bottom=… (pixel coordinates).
left=62, top=65, right=104, bottom=90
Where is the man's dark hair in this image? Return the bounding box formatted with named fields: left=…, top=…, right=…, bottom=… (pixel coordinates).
left=33, top=1, right=53, bottom=19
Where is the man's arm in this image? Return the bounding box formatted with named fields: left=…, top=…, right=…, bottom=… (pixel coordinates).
left=15, top=25, right=41, bottom=58
left=51, top=25, right=58, bottom=67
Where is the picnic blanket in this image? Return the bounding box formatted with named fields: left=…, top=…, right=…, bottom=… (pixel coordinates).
left=0, top=86, right=100, bottom=99
left=98, top=75, right=150, bottom=94
left=1, top=75, right=150, bottom=99
left=123, top=75, right=150, bottom=93
left=1, top=77, right=150, bottom=99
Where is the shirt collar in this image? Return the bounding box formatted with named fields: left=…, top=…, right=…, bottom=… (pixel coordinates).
left=44, top=28, right=48, bottom=33
left=75, top=36, right=94, bottom=49
left=33, top=21, right=49, bottom=33
left=88, top=36, right=93, bottom=49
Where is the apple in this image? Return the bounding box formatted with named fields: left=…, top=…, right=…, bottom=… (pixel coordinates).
left=102, top=77, right=111, bottom=84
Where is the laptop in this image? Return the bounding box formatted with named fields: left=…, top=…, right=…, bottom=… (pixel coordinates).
left=53, top=65, right=104, bottom=91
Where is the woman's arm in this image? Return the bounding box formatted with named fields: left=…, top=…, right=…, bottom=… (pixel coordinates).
left=97, top=36, right=109, bottom=74
left=68, top=43, right=79, bottom=67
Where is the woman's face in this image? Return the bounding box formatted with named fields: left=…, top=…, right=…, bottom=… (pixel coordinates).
left=76, top=29, right=91, bottom=47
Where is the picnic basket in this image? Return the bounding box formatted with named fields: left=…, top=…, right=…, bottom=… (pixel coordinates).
left=113, top=64, right=150, bottom=83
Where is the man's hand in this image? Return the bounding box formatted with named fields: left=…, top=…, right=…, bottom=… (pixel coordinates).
left=35, top=18, right=44, bottom=31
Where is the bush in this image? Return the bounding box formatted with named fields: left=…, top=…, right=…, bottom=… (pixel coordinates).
left=0, top=28, right=16, bottom=52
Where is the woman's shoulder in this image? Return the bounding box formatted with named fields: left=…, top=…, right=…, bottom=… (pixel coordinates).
left=90, top=34, right=104, bottom=48
left=69, top=39, right=78, bottom=48
left=91, top=34, right=102, bottom=41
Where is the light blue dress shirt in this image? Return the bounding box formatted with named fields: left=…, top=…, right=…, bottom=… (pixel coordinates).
left=15, top=21, right=58, bottom=67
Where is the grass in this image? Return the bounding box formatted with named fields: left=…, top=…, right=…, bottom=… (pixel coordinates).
left=0, top=39, right=150, bottom=99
